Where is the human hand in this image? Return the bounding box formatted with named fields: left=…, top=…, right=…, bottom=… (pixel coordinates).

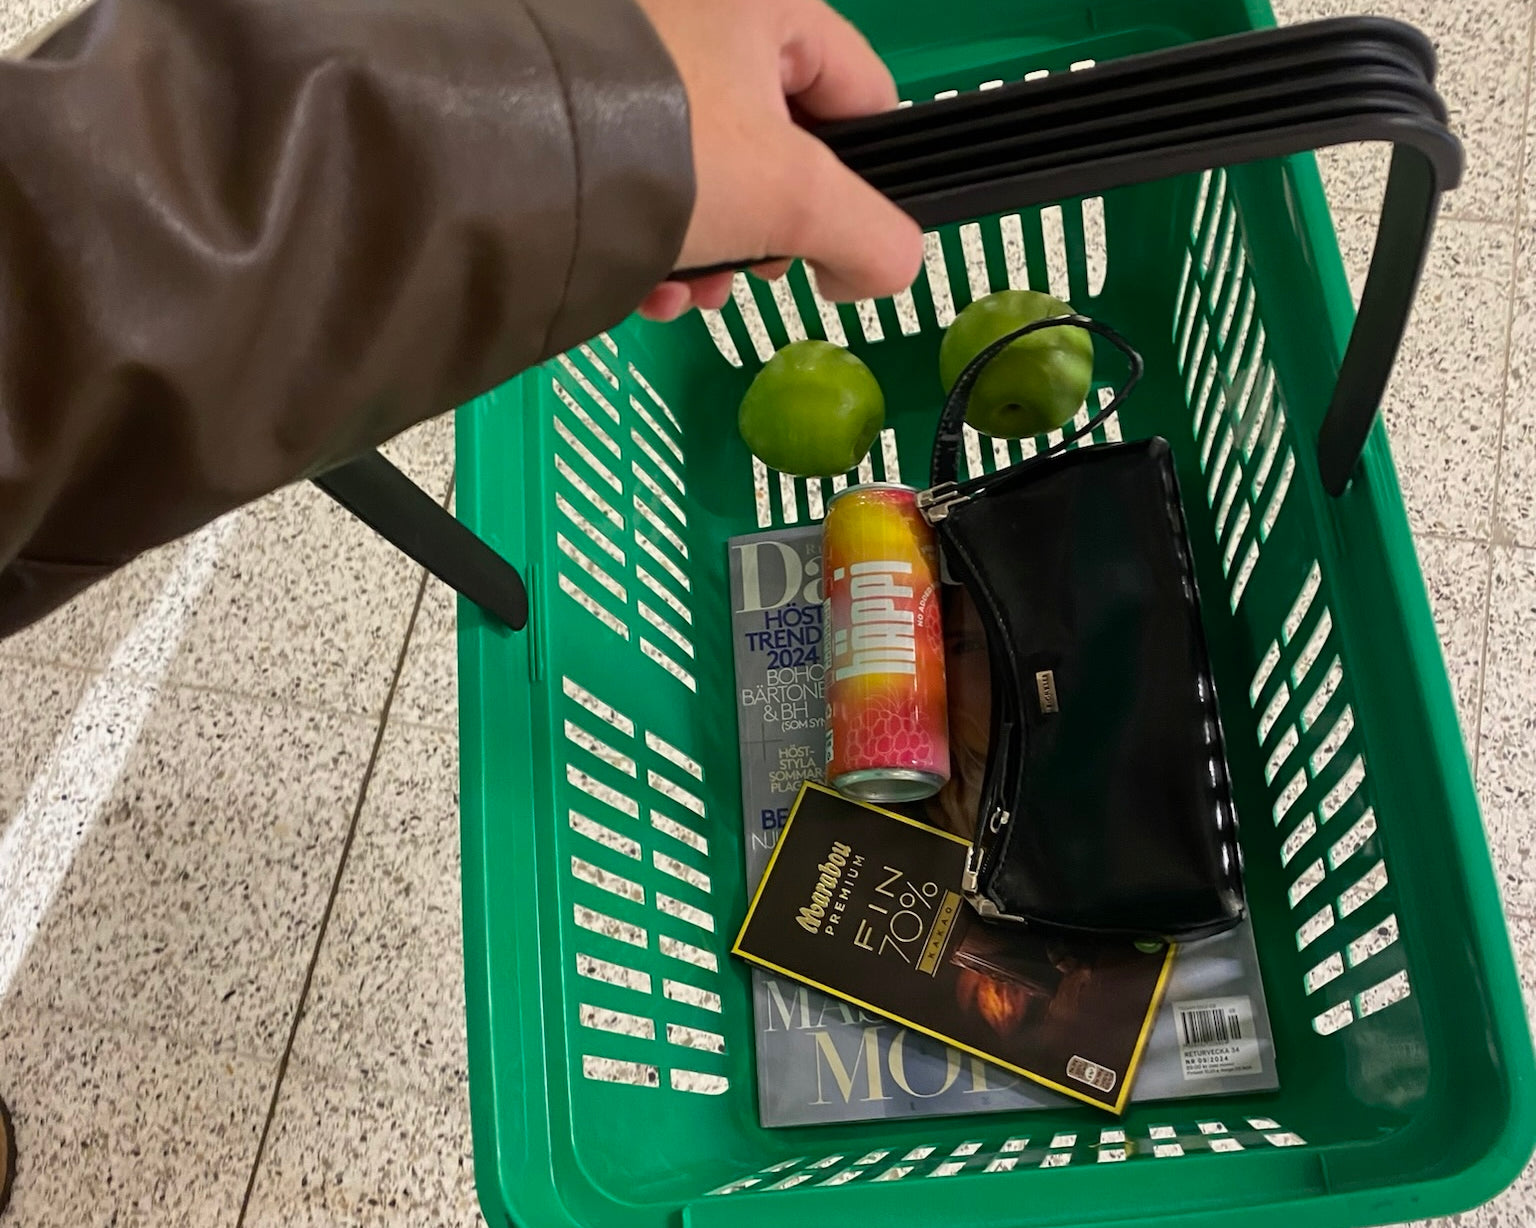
left=633, top=0, right=923, bottom=322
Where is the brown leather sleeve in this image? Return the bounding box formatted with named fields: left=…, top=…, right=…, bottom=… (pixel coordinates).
left=0, top=0, right=694, bottom=635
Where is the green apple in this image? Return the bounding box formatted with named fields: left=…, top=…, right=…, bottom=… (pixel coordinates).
left=939, top=290, right=1094, bottom=437
left=739, top=340, right=884, bottom=477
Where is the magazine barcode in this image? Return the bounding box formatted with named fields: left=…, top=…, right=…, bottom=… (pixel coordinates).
left=1180, top=1005, right=1242, bottom=1046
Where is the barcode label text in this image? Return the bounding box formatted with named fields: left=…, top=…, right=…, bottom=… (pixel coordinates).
left=1174, top=996, right=1263, bottom=1081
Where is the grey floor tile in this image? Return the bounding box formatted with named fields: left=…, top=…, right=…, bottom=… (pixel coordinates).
left=1416, top=535, right=1494, bottom=754
left=0, top=423, right=447, bottom=689
left=0, top=657, right=91, bottom=815
left=1526, top=36, right=1536, bottom=224
left=381, top=411, right=456, bottom=506
left=288, top=722, right=465, bottom=1098
left=1499, top=230, right=1536, bottom=545
left=1476, top=547, right=1536, bottom=911
left=0, top=545, right=179, bottom=673
left=1314, top=143, right=1393, bottom=226
left=1506, top=907, right=1536, bottom=1023
left=167, top=483, right=422, bottom=718
left=1272, top=0, right=1533, bottom=222
left=392, top=576, right=458, bottom=734
left=1309, top=143, right=1391, bottom=227
left=0, top=0, right=76, bottom=55
left=5, top=686, right=374, bottom=1060
left=0, top=1005, right=270, bottom=1227
left=242, top=1069, right=483, bottom=1228
left=1333, top=213, right=1515, bottom=538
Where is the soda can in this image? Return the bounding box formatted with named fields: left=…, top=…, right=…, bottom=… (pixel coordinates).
left=823, top=483, right=950, bottom=802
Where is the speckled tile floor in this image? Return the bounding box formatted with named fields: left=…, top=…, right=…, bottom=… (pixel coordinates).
left=1, top=0, right=1535, bottom=1225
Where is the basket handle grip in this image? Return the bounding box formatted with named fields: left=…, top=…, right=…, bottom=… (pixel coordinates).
left=858, top=113, right=1462, bottom=496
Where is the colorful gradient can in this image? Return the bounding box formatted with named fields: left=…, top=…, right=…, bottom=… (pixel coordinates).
left=823, top=483, right=950, bottom=802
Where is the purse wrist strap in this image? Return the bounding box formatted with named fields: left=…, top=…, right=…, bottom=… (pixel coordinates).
left=929, top=315, right=1145, bottom=488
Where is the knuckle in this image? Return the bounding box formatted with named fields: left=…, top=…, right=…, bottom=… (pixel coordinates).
left=762, top=147, right=823, bottom=257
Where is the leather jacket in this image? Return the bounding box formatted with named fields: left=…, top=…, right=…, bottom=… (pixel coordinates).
left=0, top=0, right=693, bottom=635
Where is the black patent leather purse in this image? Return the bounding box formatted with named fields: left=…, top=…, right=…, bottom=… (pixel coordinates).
left=917, top=317, right=1245, bottom=943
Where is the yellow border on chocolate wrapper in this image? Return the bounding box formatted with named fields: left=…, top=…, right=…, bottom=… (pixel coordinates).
left=732, top=781, right=1177, bottom=1115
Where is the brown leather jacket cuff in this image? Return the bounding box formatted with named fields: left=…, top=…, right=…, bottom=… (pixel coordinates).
left=522, top=0, right=694, bottom=357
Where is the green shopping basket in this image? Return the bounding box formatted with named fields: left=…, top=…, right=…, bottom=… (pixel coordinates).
left=453, top=1, right=1536, bottom=1224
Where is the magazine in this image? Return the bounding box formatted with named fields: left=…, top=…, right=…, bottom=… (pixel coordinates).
left=729, top=525, right=1278, bottom=1125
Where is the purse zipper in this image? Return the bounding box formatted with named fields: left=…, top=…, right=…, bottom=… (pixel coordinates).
left=962, top=807, right=1011, bottom=893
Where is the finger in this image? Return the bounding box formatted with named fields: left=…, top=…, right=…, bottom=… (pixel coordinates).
left=751, top=258, right=794, bottom=282
left=769, top=129, right=922, bottom=302
left=637, top=281, right=693, bottom=322
left=778, top=0, right=898, bottom=121
left=687, top=271, right=736, bottom=311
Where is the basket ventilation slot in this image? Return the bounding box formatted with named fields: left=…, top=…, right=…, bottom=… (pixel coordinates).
left=557, top=670, right=728, bottom=1100
left=1174, top=175, right=1414, bottom=1031
left=706, top=1119, right=1310, bottom=1192
left=1178, top=168, right=1300, bottom=613
left=553, top=337, right=699, bottom=687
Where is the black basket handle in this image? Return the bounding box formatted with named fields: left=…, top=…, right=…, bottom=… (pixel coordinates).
left=820, top=17, right=1437, bottom=156
left=869, top=112, right=1461, bottom=497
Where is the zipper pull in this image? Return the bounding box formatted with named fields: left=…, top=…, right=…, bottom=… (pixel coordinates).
left=962, top=809, right=1010, bottom=895
left=962, top=842, right=980, bottom=894
left=917, top=481, right=968, bottom=524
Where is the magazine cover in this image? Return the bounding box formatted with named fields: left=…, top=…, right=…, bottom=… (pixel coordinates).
left=734, top=784, right=1173, bottom=1113
left=729, top=528, right=1279, bottom=1125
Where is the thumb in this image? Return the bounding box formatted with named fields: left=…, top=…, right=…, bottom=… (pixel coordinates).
left=768, top=127, right=923, bottom=302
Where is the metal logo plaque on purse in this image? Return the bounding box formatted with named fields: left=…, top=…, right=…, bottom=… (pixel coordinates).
left=918, top=317, right=1245, bottom=943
